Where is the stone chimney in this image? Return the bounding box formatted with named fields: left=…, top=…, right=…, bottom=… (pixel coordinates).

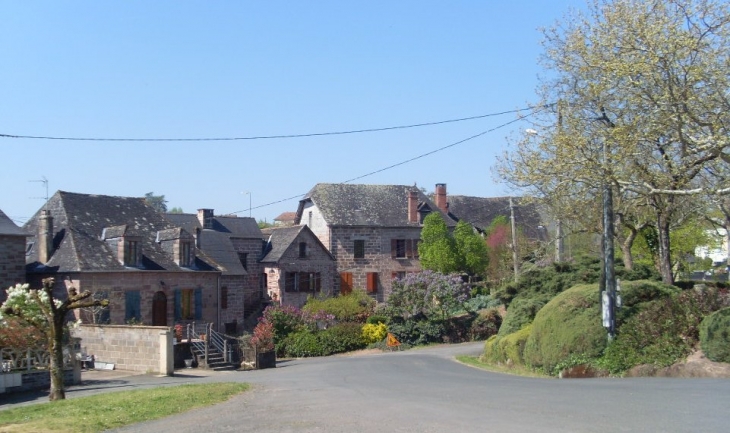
left=408, top=190, right=419, bottom=223
left=197, top=209, right=214, bottom=229
left=38, top=209, right=53, bottom=264
left=435, top=183, right=448, bottom=213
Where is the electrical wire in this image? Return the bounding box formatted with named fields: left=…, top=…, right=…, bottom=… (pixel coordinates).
left=0, top=105, right=550, bottom=142
left=227, top=105, right=549, bottom=215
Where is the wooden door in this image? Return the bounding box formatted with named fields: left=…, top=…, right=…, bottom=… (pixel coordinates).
left=340, top=272, right=353, bottom=295
left=152, top=291, right=167, bottom=326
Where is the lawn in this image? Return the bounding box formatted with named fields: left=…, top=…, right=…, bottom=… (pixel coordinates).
left=0, top=382, right=249, bottom=433
left=455, top=355, right=551, bottom=378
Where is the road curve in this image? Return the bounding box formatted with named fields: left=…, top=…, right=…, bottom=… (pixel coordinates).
left=112, top=342, right=730, bottom=433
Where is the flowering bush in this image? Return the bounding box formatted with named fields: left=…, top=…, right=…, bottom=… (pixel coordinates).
left=386, top=271, right=470, bottom=321
left=250, top=320, right=275, bottom=352
left=362, top=322, right=387, bottom=344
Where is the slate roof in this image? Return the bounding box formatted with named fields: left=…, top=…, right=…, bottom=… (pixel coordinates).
left=446, top=195, right=544, bottom=240
left=165, top=213, right=263, bottom=275
left=23, top=191, right=215, bottom=273
left=297, top=183, right=457, bottom=227
left=260, top=225, right=334, bottom=263
left=0, top=209, right=26, bottom=236
left=273, top=212, right=297, bottom=224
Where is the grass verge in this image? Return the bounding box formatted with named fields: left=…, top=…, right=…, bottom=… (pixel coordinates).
left=455, top=355, right=551, bottom=378
left=0, top=382, right=249, bottom=433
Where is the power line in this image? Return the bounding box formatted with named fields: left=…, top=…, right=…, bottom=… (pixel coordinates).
left=0, top=105, right=550, bottom=142
left=227, top=105, right=549, bottom=215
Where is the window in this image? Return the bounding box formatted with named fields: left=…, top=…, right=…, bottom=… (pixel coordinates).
left=174, top=288, right=203, bottom=320
left=391, top=239, right=419, bottom=259
left=221, top=286, right=228, bottom=309
left=354, top=240, right=365, bottom=259
left=299, top=242, right=307, bottom=258
left=124, top=290, right=141, bottom=323
left=124, top=240, right=139, bottom=266
left=260, top=273, right=268, bottom=299
left=238, top=252, right=248, bottom=270
left=25, top=242, right=34, bottom=256
left=367, top=272, right=378, bottom=293
left=392, top=271, right=406, bottom=281
left=340, top=272, right=353, bottom=295
left=180, top=241, right=192, bottom=267
left=285, top=272, right=321, bottom=292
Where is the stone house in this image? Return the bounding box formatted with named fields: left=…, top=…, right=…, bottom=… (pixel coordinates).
left=446, top=195, right=545, bottom=241
left=23, top=191, right=221, bottom=329
left=295, top=183, right=457, bottom=301
left=260, top=225, right=337, bottom=308
left=166, top=210, right=264, bottom=333
left=0, top=209, right=27, bottom=302
left=273, top=211, right=297, bottom=227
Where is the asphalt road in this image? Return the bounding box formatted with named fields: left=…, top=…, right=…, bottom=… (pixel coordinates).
left=101, top=342, right=730, bottom=433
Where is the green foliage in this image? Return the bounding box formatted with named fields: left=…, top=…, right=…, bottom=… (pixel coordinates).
left=317, top=322, right=367, bottom=354
left=0, top=316, right=44, bottom=350
left=482, top=325, right=532, bottom=366
left=261, top=305, right=306, bottom=355
left=303, top=290, right=375, bottom=323
left=385, top=271, right=470, bottom=322
left=168, top=207, right=184, bottom=214
left=498, top=296, right=551, bottom=336
left=454, top=221, right=489, bottom=276
left=700, top=307, right=730, bottom=363
left=387, top=315, right=445, bottom=346
left=281, top=329, right=326, bottom=358
left=366, top=315, right=387, bottom=325
left=144, top=192, right=167, bottom=213
left=468, top=308, right=502, bottom=341
left=362, top=322, right=387, bottom=344
left=419, top=213, right=460, bottom=273
left=522, top=284, right=606, bottom=373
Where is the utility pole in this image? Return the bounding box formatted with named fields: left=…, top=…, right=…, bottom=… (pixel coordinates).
left=598, top=108, right=617, bottom=341
left=555, top=219, right=564, bottom=262
left=510, top=197, right=519, bottom=283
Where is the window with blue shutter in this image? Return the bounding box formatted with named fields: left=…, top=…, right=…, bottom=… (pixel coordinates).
left=174, top=289, right=181, bottom=320
left=125, top=290, right=141, bottom=323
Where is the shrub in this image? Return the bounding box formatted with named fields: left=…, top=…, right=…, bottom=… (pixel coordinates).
left=700, top=307, right=730, bottom=363
left=387, top=315, right=445, bottom=346
left=366, top=315, right=387, bottom=325
left=482, top=325, right=532, bottom=366
left=280, top=329, right=325, bottom=358
left=262, top=305, right=306, bottom=343
left=303, top=290, right=375, bottom=323
left=468, top=308, right=502, bottom=341
left=0, top=317, right=44, bottom=350
left=522, top=284, right=606, bottom=374
left=250, top=320, right=275, bottom=352
left=385, top=271, right=470, bottom=322
left=362, top=322, right=387, bottom=344
left=318, top=322, right=367, bottom=354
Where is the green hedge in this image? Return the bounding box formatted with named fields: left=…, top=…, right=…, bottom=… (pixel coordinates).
left=482, top=325, right=532, bottom=366
left=700, top=307, right=730, bottom=363
left=522, top=284, right=606, bottom=373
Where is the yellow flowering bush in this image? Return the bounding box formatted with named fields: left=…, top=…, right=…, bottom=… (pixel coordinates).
left=361, top=322, right=387, bottom=344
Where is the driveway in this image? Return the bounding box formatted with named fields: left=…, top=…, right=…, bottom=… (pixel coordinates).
left=104, top=342, right=730, bottom=433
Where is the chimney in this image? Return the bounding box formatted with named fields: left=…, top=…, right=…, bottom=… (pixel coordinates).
left=435, top=183, right=448, bottom=212
left=197, top=209, right=214, bottom=229
left=38, top=210, right=53, bottom=263
left=408, top=190, right=419, bottom=223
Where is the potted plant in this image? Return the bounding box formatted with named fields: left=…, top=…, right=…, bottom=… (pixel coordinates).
left=250, top=320, right=276, bottom=369
left=174, top=324, right=183, bottom=342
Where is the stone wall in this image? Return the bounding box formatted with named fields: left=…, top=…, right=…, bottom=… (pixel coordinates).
left=0, top=234, right=27, bottom=302
left=73, top=324, right=173, bottom=375
left=0, top=368, right=78, bottom=394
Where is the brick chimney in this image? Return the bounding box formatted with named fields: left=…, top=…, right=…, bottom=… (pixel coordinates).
left=435, top=183, right=448, bottom=212
left=38, top=209, right=53, bottom=264
left=408, top=190, right=419, bottom=223
left=197, top=209, right=214, bottom=229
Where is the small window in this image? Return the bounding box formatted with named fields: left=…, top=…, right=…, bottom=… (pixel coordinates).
left=124, top=240, right=139, bottom=266
left=299, top=242, right=307, bottom=258
left=354, top=240, right=365, bottom=259
left=238, top=252, right=248, bottom=270
left=180, top=241, right=192, bottom=267
left=391, top=239, right=406, bottom=258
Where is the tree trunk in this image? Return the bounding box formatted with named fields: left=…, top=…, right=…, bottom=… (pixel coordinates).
left=48, top=317, right=66, bottom=401
left=656, top=213, right=674, bottom=285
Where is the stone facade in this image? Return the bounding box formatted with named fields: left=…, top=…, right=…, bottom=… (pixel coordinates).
left=329, top=226, right=422, bottom=302
left=0, top=234, right=26, bottom=301
left=73, top=324, right=174, bottom=375
left=26, top=270, right=220, bottom=329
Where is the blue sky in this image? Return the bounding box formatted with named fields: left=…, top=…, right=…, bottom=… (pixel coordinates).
left=0, top=1, right=584, bottom=225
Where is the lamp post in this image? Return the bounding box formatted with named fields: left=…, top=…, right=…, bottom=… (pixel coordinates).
left=597, top=109, right=617, bottom=341
left=242, top=192, right=252, bottom=217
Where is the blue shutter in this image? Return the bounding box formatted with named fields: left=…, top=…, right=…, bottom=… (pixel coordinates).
left=194, top=287, right=203, bottom=320
left=174, top=289, right=181, bottom=320
left=125, top=291, right=141, bottom=322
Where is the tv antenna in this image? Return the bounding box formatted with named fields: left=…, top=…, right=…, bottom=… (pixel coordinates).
left=29, top=176, right=49, bottom=209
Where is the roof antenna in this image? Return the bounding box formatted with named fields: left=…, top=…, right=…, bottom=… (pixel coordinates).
left=29, top=176, right=49, bottom=210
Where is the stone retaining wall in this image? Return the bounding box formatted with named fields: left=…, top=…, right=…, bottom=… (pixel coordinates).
left=73, top=324, right=173, bottom=375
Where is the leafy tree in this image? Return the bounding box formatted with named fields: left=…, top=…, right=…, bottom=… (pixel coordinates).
left=257, top=219, right=274, bottom=229
left=0, top=278, right=108, bottom=401
left=168, top=207, right=184, bottom=214
left=498, top=0, right=730, bottom=284
left=418, top=213, right=460, bottom=274
left=453, top=221, right=489, bottom=277
left=144, top=192, right=168, bottom=213
left=484, top=216, right=514, bottom=284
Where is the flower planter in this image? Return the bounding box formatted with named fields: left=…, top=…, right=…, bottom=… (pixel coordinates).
left=184, top=359, right=193, bottom=368
left=256, top=351, right=276, bottom=369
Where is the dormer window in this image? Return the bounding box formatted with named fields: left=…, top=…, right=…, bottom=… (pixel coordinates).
left=180, top=241, right=192, bottom=267
left=299, top=242, right=307, bottom=258
left=124, top=239, right=140, bottom=267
